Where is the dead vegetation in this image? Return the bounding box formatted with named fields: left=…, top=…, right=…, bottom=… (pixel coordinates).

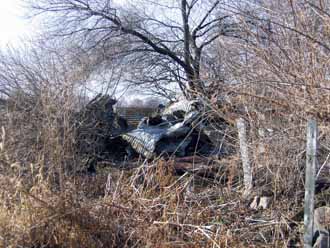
left=2, top=1, right=330, bottom=247
left=1, top=81, right=330, bottom=247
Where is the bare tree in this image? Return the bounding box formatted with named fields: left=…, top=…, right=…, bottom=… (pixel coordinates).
left=0, top=39, right=87, bottom=98
left=27, top=0, right=239, bottom=98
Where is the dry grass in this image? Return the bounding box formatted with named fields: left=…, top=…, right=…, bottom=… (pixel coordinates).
left=0, top=80, right=327, bottom=248
left=0, top=87, right=312, bottom=247
left=3, top=2, right=330, bottom=247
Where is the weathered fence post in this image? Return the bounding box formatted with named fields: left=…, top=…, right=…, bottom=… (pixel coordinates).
left=304, top=119, right=317, bottom=248
left=236, top=118, right=252, bottom=196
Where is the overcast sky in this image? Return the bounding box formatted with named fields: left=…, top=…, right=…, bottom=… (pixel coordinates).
left=0, top=0, right=128, bottom=48
left=0, top=0, right=168, bottom=102
left=0, top=0, right=37, bottom=48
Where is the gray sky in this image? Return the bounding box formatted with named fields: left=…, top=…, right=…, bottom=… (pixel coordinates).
left=0, top=1, right=32, bottom=48
left=0, top=0, right=178, bottom=49
left=0, top=0, right=172, bottom=102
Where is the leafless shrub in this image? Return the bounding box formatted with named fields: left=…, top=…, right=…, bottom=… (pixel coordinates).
left=2, top=1, right=330, bottom=248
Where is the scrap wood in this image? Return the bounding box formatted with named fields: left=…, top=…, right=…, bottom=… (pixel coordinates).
left=173, top=156, right=210, bottom=164
left=171, top=156, right=223, bottom=179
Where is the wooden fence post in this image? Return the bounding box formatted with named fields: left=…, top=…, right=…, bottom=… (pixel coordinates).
left=304, top=119, right=317, bottom=248
left=236, top=118, right=252, bottom=196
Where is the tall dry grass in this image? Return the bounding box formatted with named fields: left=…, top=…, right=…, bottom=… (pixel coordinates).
left=2, top=1, right=330, bottom=247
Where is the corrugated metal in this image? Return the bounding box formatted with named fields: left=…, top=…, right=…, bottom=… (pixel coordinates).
left=116, top=107, right=155, bottom=126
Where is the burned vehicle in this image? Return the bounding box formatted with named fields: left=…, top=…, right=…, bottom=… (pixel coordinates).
left=74, top=95, right=232, bottom=171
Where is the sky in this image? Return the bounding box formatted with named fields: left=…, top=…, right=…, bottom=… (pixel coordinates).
left=0, top=0, right=125, bottom=48
left=0, top=0, right=33, bottom=48
left=0, top=0, right=169, bottom=102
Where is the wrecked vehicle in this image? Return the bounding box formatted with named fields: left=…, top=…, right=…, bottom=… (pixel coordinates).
left=74, top=94, right=231, bottom=170
left=121, top=109, right=197, bottom=159
left=121, top=99, right=228, bottom=159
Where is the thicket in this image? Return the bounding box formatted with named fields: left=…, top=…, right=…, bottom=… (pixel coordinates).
left=1, top=1, right=330, bottom=247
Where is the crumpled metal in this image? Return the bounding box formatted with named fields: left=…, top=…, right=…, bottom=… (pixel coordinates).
left=121, top=101, right=201, bottom=158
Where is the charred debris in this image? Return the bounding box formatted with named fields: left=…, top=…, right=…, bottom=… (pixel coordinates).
left=74, top=94, right=234, bottom=173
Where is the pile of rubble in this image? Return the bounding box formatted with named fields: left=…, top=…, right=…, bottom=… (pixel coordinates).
left=74, top=94, right=232, bottom=170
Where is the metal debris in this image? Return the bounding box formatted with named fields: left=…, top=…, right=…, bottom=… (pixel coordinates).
left=121, top=98, right=229, bottom=159
left=75, top=95, right=230, bottom=163
left=162, top=99, right=201, bottom=117
left=122, top=121, right=193, bottom=159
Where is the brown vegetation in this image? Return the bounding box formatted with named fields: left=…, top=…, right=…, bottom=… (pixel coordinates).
left=1, top=0, right=330, bottom=247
